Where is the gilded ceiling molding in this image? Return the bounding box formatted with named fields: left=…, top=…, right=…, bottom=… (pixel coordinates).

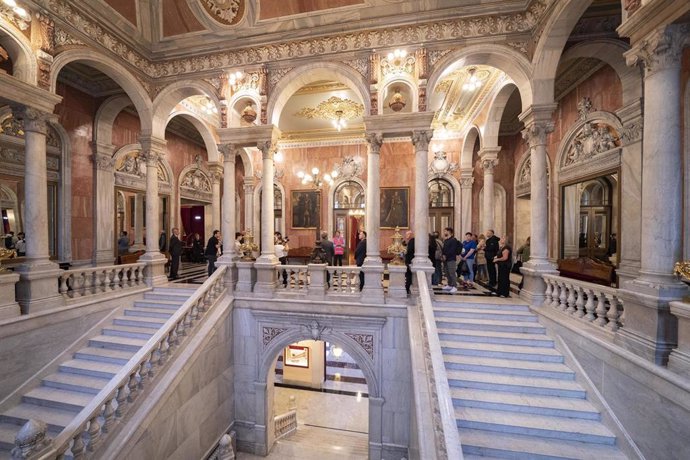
left=294, top=96, right=364, bottom=121
left=42, top=0, right=552, bottom=81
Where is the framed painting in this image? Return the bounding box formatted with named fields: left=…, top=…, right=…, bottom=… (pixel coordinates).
left=380, top=187, right=410, bottom=229
left=291, top=190, right=320, bottom=229
left=284, top=345, right=309, bottom=368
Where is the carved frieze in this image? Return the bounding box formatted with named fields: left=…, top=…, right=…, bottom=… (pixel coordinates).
left=345, top=333, right=374, bottom=359
left=114, top=151, right=170, bottom=187
left=334, top=156, right=364, bottom=179
left=262, top=326, right=287, bottom=347
left=294, top=96, right=364, bottom=121
left=181, top=168, right=212, bottom=192
left=562, top=121, right=619, bottom=168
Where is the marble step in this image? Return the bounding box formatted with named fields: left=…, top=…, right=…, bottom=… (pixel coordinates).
left=436, top=317, right=546, bottom=334
left=89, top=334, right=148, bottom=352
left=42, top=372, right=111, bottom=395
left=22, top=387, right=93, bottom=412
left=434, top=308, right=539, bottom=322
left=432, top=301, right=530, bottom=312
left=437, top=328, right=554, bottom=348
left=133, top=299, right=184, bottom=309
left=446, top=370, right=586, bottom=398
left=1, top=403, right=77, bottom=431
left=74, top=347, right=136, bottom=365
left=441, top=341, right=563, bottom=363
left=102, top=324, right=157, bottom=340
left=456, top=407, right=616, bottom=445
left=451, top=388, right=600, bottom=420
left=459, top=428, right=627, bottom=459
left=59, top=359, right=122, bottom=379
left=123, top=307, right=175, bottom=319
left=113, top=315, right=168, bottom=329
left=444, top=355, right=575, bottom=380
left=152, top=287, right=197, bottom=295
left=144, top=292, right=192, bottom=302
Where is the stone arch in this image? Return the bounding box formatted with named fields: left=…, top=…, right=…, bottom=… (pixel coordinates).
left=427, top=44, right=533, bottom=112
left=483, top=83, right=519, bottom=148
left=253, top=179, right=286, bottom=236
left=51, top=50, right=152, bottom=131
left=267, top=61, right=370, bottom=125
left=461, top=126, right=482, bottom=169
left=531, top=0, right=593, bottom=104
left=152, top=79, right=221, bottom=139
left=0, top=18, right=37, bottom=84
left=94, top=95, right=134, bottom=145
left=167, top=110, right=220, bottom=162
left=428, top=173, right=462, bottom=233
left=559, top=39, right=641, bottom=105
left=327, top=175, right=367, bottom=235
left=228, top=92, right=261, bottom=128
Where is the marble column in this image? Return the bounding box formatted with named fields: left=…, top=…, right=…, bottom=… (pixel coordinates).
left=254, top=141, right=278, bottom=294
left=478, top=148, right=500, bottom=233
left=459, top=169, right=474, bottom=235
left=411, top=130, right=433, bottom=270
left=93, top=142, right=116, bottom=265
left=216, top=145, right=237, bottom=290
left=518, top=105, right=558, bottom=306
left=12, top=106, right=63, bottom=313
left=363, top=133, right=384, bottom=298
left=243, top=178, right=255, bottom=233
left=616, top=24, right=689, bottom=365
left=210, top=163, right=223, bottom=233
left=562, top=184, right=580, bottom=258
left=138, top=136, right=168, bottom=286
left=133, top=194, right=144, bottom=250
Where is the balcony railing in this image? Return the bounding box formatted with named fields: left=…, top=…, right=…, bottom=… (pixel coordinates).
left=58, top=263, right=146, bottom=299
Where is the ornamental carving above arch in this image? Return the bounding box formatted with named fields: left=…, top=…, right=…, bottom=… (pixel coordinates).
left=114, top=150, right=170, bottom=184
left=200, top=0, right=245, bottom=26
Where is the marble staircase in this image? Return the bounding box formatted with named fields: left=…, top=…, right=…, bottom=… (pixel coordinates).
left=0, top=287, right=196, bottom=458
left=433, top=296, right=628, bottom=459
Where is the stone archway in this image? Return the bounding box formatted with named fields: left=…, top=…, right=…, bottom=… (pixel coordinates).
left=0, top=18, right=37, bottom=84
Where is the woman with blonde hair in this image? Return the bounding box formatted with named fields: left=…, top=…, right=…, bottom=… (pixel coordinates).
left=475, top=233, right=488, bottom=282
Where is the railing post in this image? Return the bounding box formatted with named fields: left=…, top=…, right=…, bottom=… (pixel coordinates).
left=387, top=265, right=408, bottom=299
left=307, top=264, right=327, bottom=297
left=0, top=273, right=20, bottom=320
left=235, top=261, right=255, bottom=292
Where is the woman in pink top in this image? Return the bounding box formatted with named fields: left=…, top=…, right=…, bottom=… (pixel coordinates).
left=333, top=230, right=345, bottom=266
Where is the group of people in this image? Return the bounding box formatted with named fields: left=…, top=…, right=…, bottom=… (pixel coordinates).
left=3, top=231, right=26, bottom=256
left=427, top=228, right=524, bottom=298
left=167, top=228, right=222, bottom=280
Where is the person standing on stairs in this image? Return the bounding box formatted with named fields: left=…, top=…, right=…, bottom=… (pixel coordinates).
left=168, top=227, right=182, bottom=280
left=205, top=230, right=221, bottom=277
left=441, top=227, right=461, bottom=294
left=484, top=229, right=500, bottom=289
left=460, top=232, right=477, bottom=289
left=493, top=236, right=513, bottom=298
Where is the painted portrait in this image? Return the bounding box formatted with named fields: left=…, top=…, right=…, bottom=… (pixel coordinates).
left=291, top=190, right=320, bottom=229
left=380, top=187, right=409, bottom=229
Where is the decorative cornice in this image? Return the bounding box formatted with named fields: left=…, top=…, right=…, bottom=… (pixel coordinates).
left=624, top=24, right=690, bottom=76
left=10, top=107, right=52, bottom=135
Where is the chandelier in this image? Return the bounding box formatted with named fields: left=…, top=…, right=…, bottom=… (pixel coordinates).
left=228, top=71, right=244, bottom=89
left=462, top=67, right=483, bottom=92
left=297, top=167, right=338, bottom=187
left=202, top=98, right=218, bottom=115
left=332, top=110, right=347, bottom=132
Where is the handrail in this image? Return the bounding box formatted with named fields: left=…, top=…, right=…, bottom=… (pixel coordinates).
left=58, top=262, right=146, bottom=299
left=415, top=270, right=462, bottom=460
left=41, top=265, right=228, bottom=459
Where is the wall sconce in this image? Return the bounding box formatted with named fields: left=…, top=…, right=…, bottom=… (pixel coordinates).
left=386, top=49, right=407, bottom=65
left=332, top=110, right=347, bottom=132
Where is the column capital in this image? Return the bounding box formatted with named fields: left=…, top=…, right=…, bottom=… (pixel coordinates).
left=208, top=162, right=224, bottom=184
left=138, top=136, right=167, bottom=165
left=11, top=106, right=54, bottom=135
left=459, top=169, right=474, bottom=188
left=257, top=140, right=275, bottom=160
left=625, top=23, right=690, bottom=76
left=365, top=132, right=383, bottom=155
left=411, top=130, right=433, bottom=152
left=218, top=143, right=238, bottom=163
left=478, top=157, right=498, bottom=173
left=93, top=152, right=115, bottom=172
left=521, top=121, right=554, bottom=149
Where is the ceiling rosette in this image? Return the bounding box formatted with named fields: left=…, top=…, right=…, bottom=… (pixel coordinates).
left=200, top=0, right=245, bottom=26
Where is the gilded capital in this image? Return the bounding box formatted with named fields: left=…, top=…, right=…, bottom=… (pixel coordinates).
left=365, top=132, right=383, bottom=155
left=411, top=130, right=433, bottom=152
left=11, top=106, right=52, bottom=135
left=625, top=24, right=690, bottom=76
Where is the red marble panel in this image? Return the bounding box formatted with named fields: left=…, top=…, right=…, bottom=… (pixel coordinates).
left=259, top=0, right=364, bottom=20
left=162, top=0, right=206, bottom=37
left=104, top=0, right=138, bottom=26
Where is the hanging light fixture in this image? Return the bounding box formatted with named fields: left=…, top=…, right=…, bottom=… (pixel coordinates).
left=462, top=67, right=482, bottom=91
left=332, top=110, right=347, bottom=132
left=202, top=98, right=219, bottom=115
left=228, top=70, right=244, bottom=90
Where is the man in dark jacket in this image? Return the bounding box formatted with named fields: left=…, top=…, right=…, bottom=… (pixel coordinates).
left=320, top=231, right=335, bottom=287
left=404, top=230, right=415, bottom=294
left=355, top=230, right=367, bottom=291
left=441, top=227, right=461, bottom=293
left=205, top=230, right=221, bottom=277
left=169, top=228, right=182, bottom=280
left=159, top=230, right=167, bottom=253
left=485, top=229, right=500, bottom=288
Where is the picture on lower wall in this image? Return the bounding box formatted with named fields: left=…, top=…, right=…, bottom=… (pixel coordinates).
left=291, top=190, right=320, bottom=228
left=284, top=345, right=309, bottom=368
left=380, top=187, right=410, bottom=229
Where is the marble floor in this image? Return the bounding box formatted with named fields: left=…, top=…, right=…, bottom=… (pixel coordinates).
left=236, top=386, right=369, bottom=458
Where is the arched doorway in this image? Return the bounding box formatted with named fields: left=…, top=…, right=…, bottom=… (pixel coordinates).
left=428, top=177, right=454, bottom=235
left=332, top=180, right=365, bottom=264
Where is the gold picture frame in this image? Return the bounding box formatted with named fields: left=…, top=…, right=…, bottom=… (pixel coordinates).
left=380, top=187, right=410, bottom=229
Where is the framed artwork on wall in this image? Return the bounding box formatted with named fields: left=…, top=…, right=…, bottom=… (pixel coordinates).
left=380, top=187, right=410, bottom=229
left=284, top=345, right=309, bottom=368
left=291, top=190, right=320, bottom=229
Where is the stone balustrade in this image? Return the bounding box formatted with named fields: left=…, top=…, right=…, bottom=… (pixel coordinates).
left=274, top=410, right=297, bottom=440
left=58, top=263, right=146, bottom=299
left=275, top=264, right=310, bottom=292
left=21, top=266, right=229, bottom=459
left=542, top=274, right=624, bottom=332
left=326, top=266, right=362, bottom=295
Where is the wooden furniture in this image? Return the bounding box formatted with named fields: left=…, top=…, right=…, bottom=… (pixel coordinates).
left=117, top=250, right=146, bottom=265
left=557, top=257, right=615, bottom=286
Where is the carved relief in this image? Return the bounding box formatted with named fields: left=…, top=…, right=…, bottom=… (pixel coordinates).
left=345, top=58, right=369, bottom=81
left=620, top=120, right=643, bottom=144
left=563, top=122, right=619, bottom=167
left=268, top=67, right=293, bottom=94
left=115, top=151, right=170, bottom=185
left=181, top=169, right=212, bottom=192
left=262, top=327, right=287, bottom=347
left=428, top=150, right=459, bottom=178
left=345, top=333, right=374, bottom=359
left=200, top=0, right=244, bottom=26
left=294, top=96, right=364, bottom=121
left=1, top=117, right=24, bottom=138
left=333, top=156, right=364, bottom=179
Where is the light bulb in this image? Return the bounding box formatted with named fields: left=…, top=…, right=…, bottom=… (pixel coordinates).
left=312, top=167, right=319, bottom=175
left=235, top=71, right=242, bottom=79
left=3, top=0, right=17, bottom=7
left=331, top=170, right=339, bottom=178
left=297, top=171, right=304, bottom=178
left=324, top=174, right=331, bottom=182
left=14, top=6, right=26, bottom=17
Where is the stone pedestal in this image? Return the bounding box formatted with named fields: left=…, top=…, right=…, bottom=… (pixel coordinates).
left=387, top=265, right=407, bottom=299
left=519, top=264, right=558, bottom=307
left=15, top=262, right=63, bottom=314
left=0, top=272, right=21, bottom=320
left=140, top=252, right=167, bottom=287
left=668, top=300, right=690, bottom=376
left=307, top=263, right=327, bottom=297
left=362, top=261, right=385, bottom=302
left=253, top=260, right=278, bottom=295
left=236, top=261, right=256, bottom=292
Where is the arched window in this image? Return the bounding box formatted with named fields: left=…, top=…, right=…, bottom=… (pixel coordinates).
left=333, top=181, right=365, bottom=209
left=428, top=178, right=455, bottom=235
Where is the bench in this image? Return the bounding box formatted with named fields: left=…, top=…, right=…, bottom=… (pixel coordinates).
left=557, top=257, right=615, bottom=287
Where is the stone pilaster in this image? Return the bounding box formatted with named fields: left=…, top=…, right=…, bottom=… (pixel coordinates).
left=93, top=142, right=116, bottom=265
left=243, top=177, right=255, bottom=232
left=132, top=193, right=144, bottom=250
left=363, top=132, right=384, bottom=299
left=616, top=24, right=690, bottom=365
left=254, top=141, right=278, bottom=294
left=478, top=147, right=500, bottom=233
left=518, top=104, right=558, bottom=306
left=209, top=162, right=223, bottom=233
left=138, top=136, right=168, bottom=286
left=11, top=106, right=63, bottom=313
left=411, top=130, right=433, bottom=270
left=459, top=169, right=474, bottom=236
left=216, top=144, right=237, bottom=291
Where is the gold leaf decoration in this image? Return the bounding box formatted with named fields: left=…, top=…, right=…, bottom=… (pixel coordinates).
left=294, top=96, right=364, bottom=121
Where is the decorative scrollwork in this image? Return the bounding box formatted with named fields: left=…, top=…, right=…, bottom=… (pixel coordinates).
left=345, top=333, right=374, bottom=359
left=200, top=0, right=244, bottom=26
left=262, top=327, right=287, bottom=347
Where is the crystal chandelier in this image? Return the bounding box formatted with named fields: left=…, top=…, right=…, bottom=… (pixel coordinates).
left=332, top=110, right=347, bottom=132
left=202, top=98, right=218, bottom=115
left=462, top=67, right=482, bottom=92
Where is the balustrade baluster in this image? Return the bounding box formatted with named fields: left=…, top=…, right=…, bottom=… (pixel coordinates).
left=201, top=292, right=211, bottom=312
left=544, top=278, right=553, bottom=305
left=58, top=275, right=68, bottom=295
left=71, top=431, right=86, bottom=459
left=595, top=291, right=608, bottom=327
left=127, top=372, right=138, bottom=402
left=169, top=328, right=178, bottom=348
left=566, top=283, right=577, bottom=314
left=148, top=350, right=159, bottom=378
left=559, top=282, right=568, bottom=311
left=575, top=286, right=586, bottom=318
left=606, top=294, right=620, bottom=332
left=158, top=338, right=169, bottom=364
left=138, top=361, right=148, bottom=389
left=102, top=397, right=116, bottom=433
left=548, top=280, right=558, bottom=308
left=178, top=318, right=188, bottom=337
left=115, top=384, right=127, bottom=417
left=584, top=288, right=596, bottom=322
left=87, top=415, right=101, bottom=451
